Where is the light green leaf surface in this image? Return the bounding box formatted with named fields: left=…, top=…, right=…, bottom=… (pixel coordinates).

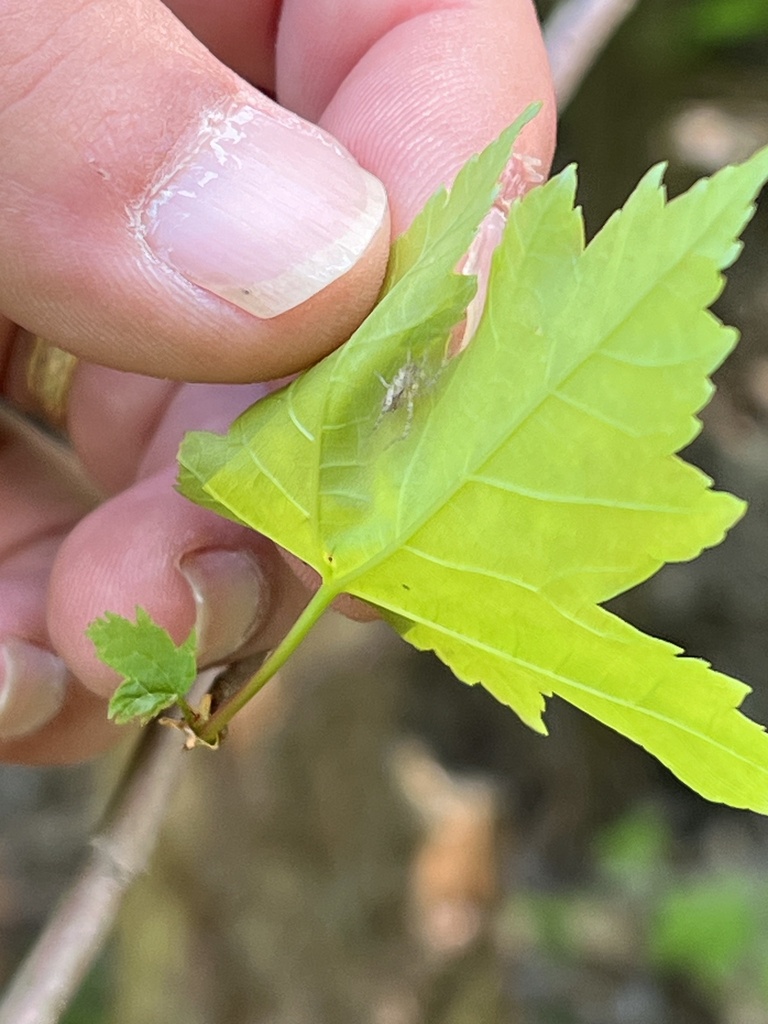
left=179, top=109, right=538, bottom=563
left=179, top=133, right=768, bottom=811
left=88, top=609, right=197, bottom=725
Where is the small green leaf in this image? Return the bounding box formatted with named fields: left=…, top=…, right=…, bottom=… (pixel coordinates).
left=88, top=609, right=197, bottom=725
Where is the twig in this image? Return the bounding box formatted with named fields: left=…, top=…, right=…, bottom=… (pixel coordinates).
left=544, top=0, right=642, bottom=111
left=0, top=674, right=212, bottom=1024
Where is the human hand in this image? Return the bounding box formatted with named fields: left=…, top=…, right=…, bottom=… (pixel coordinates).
left=0, top=0, right=555, bottom=762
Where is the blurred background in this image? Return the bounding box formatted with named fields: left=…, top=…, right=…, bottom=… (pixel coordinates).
left=3, top=1, right=768, bottom=1021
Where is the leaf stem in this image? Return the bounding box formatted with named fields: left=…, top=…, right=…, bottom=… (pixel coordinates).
left=197, top=583, right=337, bottom=743
left=176, top=696, right=196, bottom=727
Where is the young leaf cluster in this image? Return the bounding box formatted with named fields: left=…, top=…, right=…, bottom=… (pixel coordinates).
left=88, top=609, right=196, bottom=725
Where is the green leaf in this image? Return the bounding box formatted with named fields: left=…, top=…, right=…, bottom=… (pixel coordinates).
left=177, top=104, right=540, bottom=562
left=178, top=127, right=768, bottom=812
left=88, top=609, right=197, bottom=725
left=380, top=104, right=541, bottom=295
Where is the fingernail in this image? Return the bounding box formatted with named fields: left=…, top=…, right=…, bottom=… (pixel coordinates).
left=178, top=548, right=267, bottom=666
left=0, top=640, right=68, bottom=740
left=138, top=99, right=388, bottom=319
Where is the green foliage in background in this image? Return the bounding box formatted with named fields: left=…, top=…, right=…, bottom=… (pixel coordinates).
left=650, top=873, right=761, bottom=986
left=504, top=807, right=768, bottom=1014
left=691, top=0, right=768, bottom=44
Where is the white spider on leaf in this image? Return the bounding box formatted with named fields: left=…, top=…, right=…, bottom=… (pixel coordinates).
left=375, top=351, right=438, bottom=442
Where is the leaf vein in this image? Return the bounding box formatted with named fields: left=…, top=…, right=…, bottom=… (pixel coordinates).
left=401, top=544, right=539, bottom=592
left=287, top=391, right=315, bottom=442
left=552, top=388, right=642, bottom=437
left=468, top=474, right=686, bottom=513
left=246, top=448, right=311, bottom=519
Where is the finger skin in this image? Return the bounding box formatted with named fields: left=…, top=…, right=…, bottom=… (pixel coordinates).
left=47, top=467, right=312, bottom=698
left=0, top=682, right=119, bottom=765
left=0, top=398, right=307, bottom=762
left=0, top=0, right=389, bottom=381
left=0, top=421, right=116, bottom=762
left=279, top=0, right=556, bottom=230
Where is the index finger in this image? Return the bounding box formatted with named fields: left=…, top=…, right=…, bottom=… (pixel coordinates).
left=278, top=0, right=556, bottom=232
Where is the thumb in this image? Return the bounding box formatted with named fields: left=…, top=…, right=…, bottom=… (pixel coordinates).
left=0, top=0, right=389, bottom=382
